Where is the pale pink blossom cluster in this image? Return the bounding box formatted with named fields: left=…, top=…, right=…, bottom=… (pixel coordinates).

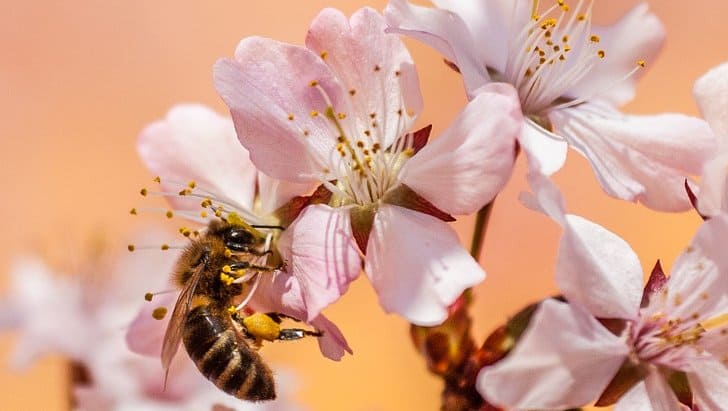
left=4, top=0, right=726, bottom=409
left=124, top=1, right=727, bottom=408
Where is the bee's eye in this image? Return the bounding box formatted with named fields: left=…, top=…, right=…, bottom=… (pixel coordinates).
left=224, top=228, right=255, bottom=251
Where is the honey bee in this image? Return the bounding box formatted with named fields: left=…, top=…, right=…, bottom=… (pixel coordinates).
left=161, top=217, right=321, bottom=401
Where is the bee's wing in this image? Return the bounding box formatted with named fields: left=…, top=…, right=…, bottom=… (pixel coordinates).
left=161, top=263, right=204, bottom=371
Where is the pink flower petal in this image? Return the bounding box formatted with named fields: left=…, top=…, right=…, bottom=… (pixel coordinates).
left=364, top=204, right=484, bottom=326
left=125, top=292, right=176, bottom=357
left=399, top=83, right=521, bottom=215
left=567, top=3, right=665, bottom=106
left=251, top=272, right=352, bottom=361
left=697, top=151, right=728, bottom=217
left=550, top=104, right=717, bottom=211
left=642, top=370, right=684, bottom=411
left=688, top=358, right=728, bottom=410
left=693, top=62, right=728, bottom=138
left=384, top=0, right=490, bottom=97
left=137, top=104, right=256, bottom=213
left=612, top=382, right=653, bottom=411
left=527, top=172, right=643, bottom=319
left=306, top=7, right=422, bottom=148
left=477, top=299, right=629, bottom=409
left=214, top=37, right=346, bottom=184
left=276, top=204, right=362, bottom=321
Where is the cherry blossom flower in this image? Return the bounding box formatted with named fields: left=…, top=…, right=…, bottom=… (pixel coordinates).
left=214, top=7, right=522, bottom=326
left=477, top=174, right=728, bottom=410
left=694, top=61, right=728, bottom=217
left=0, top=238, right=304, bottom=410
left=385, top=0, right=717, bottom=211
left=131, top=104, right=352, bottom=360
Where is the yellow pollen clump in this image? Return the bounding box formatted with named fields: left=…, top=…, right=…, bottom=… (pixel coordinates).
left=129, top=208, right=137, bottom=215
left=577, top=14, right=586, bottom=21
left=144, top=292, right=154, bottom=301
left=188, top=180, right=196, bottom=189
left=227, top=305, right=237, bottom=314
left=309, top=80, right=318, bottom=87
left=179, top=227, right=191, bottom=237
left=320, top=51, right=328, bottom=60
left=178, top=188, right=191, bottom=196
left=215, top=209, right=223, bottom=217
left=127, top=244, right=135, bottom=252
left=153, top=176, right=161, bottom=183
left=338, top=113, right=346, bottom=120
left=220, top=273, right=234, bottom=286
left=140, top=188, right=148, bottom=196
left=597, top=50, right=606, bottom=59
left=201, top=198, right=212, bottom=208
left=161, top=244, right=170, bottom=251
left=222, top=265, right=232, bottom=273
left=590, top=35, right=600, bottom=43
left=310, top=110, right=319, bottom=117
left=701, top=313, right=728, bottom=331
left=165, top=210, right=174, bottom=219
left=152, top=307, right=168, bottom=320
left=224, top=248, right=233, bottom=258
left=403, top=148, right=415, bottom=157
left=200, top=211, right=208, bottom=218
left=637, top=60, right=646, bottom=68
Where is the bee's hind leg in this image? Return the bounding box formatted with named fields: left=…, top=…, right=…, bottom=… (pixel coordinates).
left=277, top=328, right=323, bottom=341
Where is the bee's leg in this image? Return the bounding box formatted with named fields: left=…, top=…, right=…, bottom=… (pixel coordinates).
left=228, top=262, right=277, bottom=272
left=277, top=328, right=323, bottom=340
left=263, top=312, right=302, bottom=324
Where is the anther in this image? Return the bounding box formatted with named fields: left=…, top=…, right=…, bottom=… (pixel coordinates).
left=590, top=35, right=600, bottom=43
left=201, top=198, right=212, bottom=208
left=140, top=188, right=148, bottom=196
left=320, top=51, right=328, bottom=60
left=129, top=208, right=138, bottom=215
left=395, top=70, right=401, bottom=76
left=310, top=110, right=319, bottom=117
left=374, top=65, right=381, bottom=72
left=222, top=265, right=232, bottom=273
left=349, top=89, right=357, bottom=96
left=153, top=176, right=161, bottom=183
left=161, top=244, right=170, bottom=251
left=338, top=113, right=346, bottom=119
left=200, top=211, right=208, bottom=218
left=152, top=307, right=168, bottom=320
left=309, top=80, right=318, bottom=87
left=187, top=181, right=196, bottom=189
left=597, top=50, right=606, bottom=59
left=637, top=60, right=646, bottom=68
left=224, top=248, right=233, bottom=258
left=288, top=113, right=295, bottom=121
left=165, top=210, right=174, bottom=219
left=127, top=244, right=135, bottom=252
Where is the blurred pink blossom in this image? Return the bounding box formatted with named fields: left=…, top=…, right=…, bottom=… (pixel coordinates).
left=385, top=0, right=717, bottom=211
left=477, top=174, right=728, bottom=409
left=214, top=7, right=523, bottom=326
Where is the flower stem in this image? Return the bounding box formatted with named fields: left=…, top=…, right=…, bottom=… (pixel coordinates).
left=469, top=201, right=495, bottom=260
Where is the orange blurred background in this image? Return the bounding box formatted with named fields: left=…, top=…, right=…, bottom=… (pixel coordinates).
left=0, top=1, right=725, bottom=409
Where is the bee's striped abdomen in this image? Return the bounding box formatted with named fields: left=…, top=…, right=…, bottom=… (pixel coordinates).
left=182, top=304, right=276, bottom=401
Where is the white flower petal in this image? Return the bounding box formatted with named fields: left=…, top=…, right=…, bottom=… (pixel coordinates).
left=478, top=299, right=629, bottom=409
left=137, top=104, right=257, bottom=213
left=399, top=83, right=522, bottom=215
left=365, top=204, right=485, bottom=326
left=693, top=61, right=728, bottom=138
left=697, top=150, right=728, bottom=217
left=384, top=0, right=490, bottom=97
left=613, top=382, right=653, bottom=411
left=688, top=359, right=728, bottom=410
left=567, top=3, right=665, bottom=106
left=642, top=370, right=684, bottom=411
left=557, top=214, right=644, bottom=319
left=551, top=104, right=716, bottom=211
left=520, top=121, right=569, bottom=176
